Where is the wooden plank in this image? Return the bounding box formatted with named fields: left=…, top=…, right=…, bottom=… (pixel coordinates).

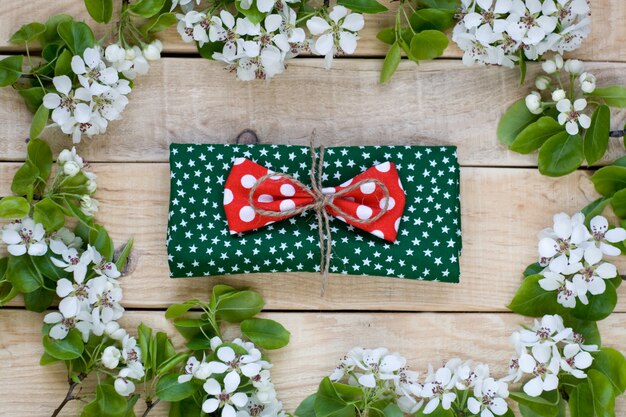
left=2, top=162, right=625, bottom=311
left=0, top=0, right=625, bottom=61
left=0, top=59, right=625, bottom=164
left=1, top=310, right=625, bottom=416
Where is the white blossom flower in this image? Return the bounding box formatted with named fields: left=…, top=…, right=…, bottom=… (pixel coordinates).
left=307, top=6, right=364, bottom=69
left=467, top=377, right=509, bottom=417
left=2, top=218, right=48, bottom=256
left=71, top=47, right=119, bottom=92
left=422, top=366, right=456, bottom=414
left=585, top=216, right=626, bottom=256
left=560, top=343, right=593, bottom=378
left=170, top=0, right=201, bottom=11
left=102, top=346, right=122, bottom=369
left=51, top=246, right=93, bottom=283
left=49, top=227, right=83, bottom=255
left=202, top=372, right=249, bottom=417
left=579, top=72, right=596, bottom=93
left=519, top=344, right=560, bottom=397
left=114, top=369, right=137, bottom=396
left=43, top=75, right=92, bottom=126
left=538, top=212, right=589, bottom=272
left=44, top=309, right=92, bottom=342
left=80, top=195, right=100, bottom=216
left=91, top=247, right=121, bottom=279
left=525, top=91, right=543, bottom=114
left=179, top=356, right=213, bottom=382
left=55, top=277, right=90, bottom=318
left=538, top=271, right=578, bottom=307
left=88, top=276, right=124, bottom=336
left=556, top=97, right=590, bottom=135
left=571, top=247, right=617, bottom=303
left=506, top=0, right=558, bottom=48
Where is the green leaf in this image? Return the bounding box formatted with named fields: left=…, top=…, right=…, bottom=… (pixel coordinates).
left=583, top=105, right=611, bottom=165
left=240, top=318, right=291, bottom=349
left=510, top=117, right=565, bottom=154
left=23, top=287, right=54, bottom=312
left=145, top=12, right=178, bottom=33
left=509, top=391, right=560, bottom=417
left=0, top=196, right=30, bottom=219
left=55, top=48, right=73, bottom=76
left=572, top=280, right=617, bottom=321
left=155, top=374, right=196, bottom=401
left=591, top=165, right=626, bottom=197
left=57, top=20, right=96, bottom=55
left=610, top=188, right=626, bottom=219
left=377, top=28, right=395, bottom=45
left=507, top=274, right=565, bottom=317
left=156, top=352, right=188, bottom=375
left=84, top=0, right=114, bottom=23
left=89, top=224, right=115, bottom=260
left=215, top=290, right=265, bottom=323
left=296, top=394, right=318, bottom=417
left=380, top=43, right=401, bottom=84
left=409, top=30, right=448, bottom=61
left=591, top=86, right=626, bottom=108
left=382, top=404, right=403, bottom=417
left=337, top=0, right=387, bottom=13
left=29, top=105, right=50, bottom=140
left=234, top=0, right=265, bottom=24
left=197, top=40, right=224, bottom=59
left=42, top=14, right=73, bottom=45
left=538, top=132, right=584, bottom=177
left=409, top=9, right=455, bottom=32
left=7, top=255, right=43, bottom=293
left=165, top=301, right=196, bottom=319
left=34, top=197, right=65, bottom=232
left=569, top=381, right=594, bottom=417
left=588, top=369, right=616, bottom=417
left=81, top=384, right=128, bottom=417
left=523, top=262, right=543, bottom=277
left=43, top=329, right=84, bottom=360
left=114, top=238, right=134, bottom=272
left=11, top=160, right=39, bottom=199
left=168, top=397, right=203, bottom=417
left=10, top=22, right=46, bottom=44
left=31, top=253, right=65, bottom=281
left=417, top=0, right=459, bottom=10
left=27, top=137, right=53, bottom=189
left=591, top=347, right=626, bottom=395
left=174, top=318, right=215, bottom=340
left=497, top=99, right=540, bottom=146
left=40, top=351, right=61, bottom=366
left=130, top=0, right=168, bottom=17
left=314, top=378, right=358, bottom=417
left=18, top=86, right=45, bottom=113
left=0, top=56, right=23, bottom=87
left=210, top=284, right=237, bottom=307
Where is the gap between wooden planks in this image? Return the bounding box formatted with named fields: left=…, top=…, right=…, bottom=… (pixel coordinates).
left=1, top=162, right=625, bottom=311
left=0, top=0, right=624, bottom=61
left=0, top=58, right=625, bottom=164
left=1, top=310, right=625, bottom=416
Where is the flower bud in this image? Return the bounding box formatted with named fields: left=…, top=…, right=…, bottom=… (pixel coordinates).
left=564, top=59, right=585, bottom=75
left=105, top=44, right=125, bottom=63
left=554, top=54, right=564, bottom=69
left=579, top=72, right=597, bottom=94
left=143, top=43, right=161, bottom=61
left=551, top=89, right=566, bottom=102
left=57, top=149, right=72, bottom=165
left=80, top=196, right=99, bottom=216
left=102, top=346, right=121, bottom=369
left=525, top=92, right=543, bottom=115
left=63, top=161, right=81, bottom=177
left=125, top=48, right=137, bottom=60
left=153, top=39, right=163, bottom=52
left=535, top=75, right=551, bottom=90
left=542, top=60, right=557, bottom=74
left=114, top=378, right=136, bottom=396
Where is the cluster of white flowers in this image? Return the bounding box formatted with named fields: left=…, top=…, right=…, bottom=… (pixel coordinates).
left=175, top=5, right=363, bottom=80
left=330, top=348, right=510, bottom=416
left=537, top=213, right=624, bottom=308
left=102, top=332, right=146, bottom=396
left=453, top=0, right=591, bottom=68
left=43, top=41, right=161, bottom=143
left=525, top=55, right=596, bottom=135
left=178, top=336, right=285, bottom=417
left=1, top=217, right=48, bottom=256
left=507, top=314, right=597, bottom=397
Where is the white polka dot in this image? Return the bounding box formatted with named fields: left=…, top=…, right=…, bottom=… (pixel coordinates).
left=372, top=230, right=385, bottom=239
left=258, top=194, right=273, bottom=203
left=398, top=179, right=404, bottom=190
left=321, top=187, right=336, bottom=195
left=341, top=179, right=353, bottom=187
left=239, top=206, right=255, bottom=222
left=280, top=184, right=296, bottom=197
left=375, top=162, right=391, bottom=172
left=233, top=157, right=246, bottom=165
left=270, top=175, right=282, bottom=180
left=360, top=182, right=376, bottom=194
left=241, top=174, right=257, bottom=189
left=394, top=218, right=400, bottom=231
left=356, top=205, right=373, bottom=220
left=379, top=197, right=395, bottom=210
left=224, top=189, right=233, bottom=205
left=279, top=199, right=296, bottom=212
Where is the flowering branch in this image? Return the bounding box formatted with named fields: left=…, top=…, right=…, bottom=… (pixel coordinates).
left=50, top=374, right=86, bottom=417
left=141, top=398, right=160, bottom=417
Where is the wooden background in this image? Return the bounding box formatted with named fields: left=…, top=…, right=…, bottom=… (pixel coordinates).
left=1, top=1, right=626, bottom=415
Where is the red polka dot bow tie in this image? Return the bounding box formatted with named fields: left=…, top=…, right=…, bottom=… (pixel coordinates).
left=223, top=155, right=406, bottom=243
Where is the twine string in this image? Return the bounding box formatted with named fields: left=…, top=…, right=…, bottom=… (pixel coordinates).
left=248, top=143, right=391, bottom=296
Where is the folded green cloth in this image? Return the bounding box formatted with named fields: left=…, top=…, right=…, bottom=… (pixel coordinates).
left=167, top=143, right=462, bottom=282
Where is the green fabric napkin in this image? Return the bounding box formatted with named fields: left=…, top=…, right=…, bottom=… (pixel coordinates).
left=167, top=143, right=462, bottom=282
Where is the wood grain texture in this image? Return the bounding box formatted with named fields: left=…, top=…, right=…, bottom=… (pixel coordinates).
left=2, top=162, right=625, bottom=311
left=0, top=59, right=625, bottom=164
left=1, top=310, right=625, bottom=416
left=0, top=0, right=625, bottom=61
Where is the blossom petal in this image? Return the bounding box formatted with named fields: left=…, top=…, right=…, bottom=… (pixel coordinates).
left=315, top=33, right=334, bottom=56
left=224, top=370, right=241, bottom=393
left=341, top=13, right=364, bottom=32
left=231, top=392, right=248, bottom=407
left=339, top=32, right=358, bottom=54
left=203, top=378, right=221, bottom=396
left=523, top=376, right=544, bottom=397
left=202, top=398, right=220, bottom=413
left=8, top=244, right=27, bottom=256
left=71, top=56, right=87, bottom=75
left=306, top=17, right=331, bottom=35
left=329, top=5, right=349, bottom=23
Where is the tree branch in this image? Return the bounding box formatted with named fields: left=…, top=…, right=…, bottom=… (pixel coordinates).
left=141, top=399, right=161, bottom=417
left=50, top=374, right=86, bottom=417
